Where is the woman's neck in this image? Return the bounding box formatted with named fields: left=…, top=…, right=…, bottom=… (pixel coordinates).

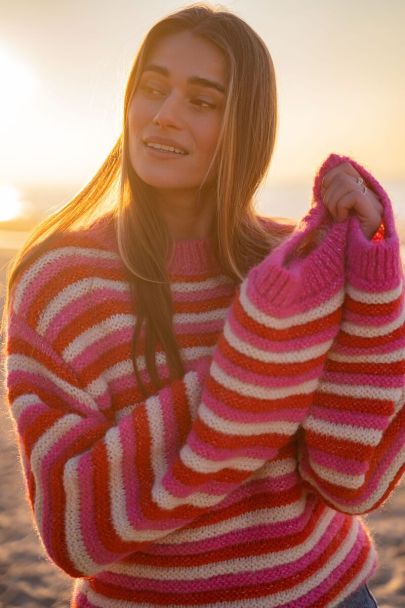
left=156, top=189, right=215, bottom=240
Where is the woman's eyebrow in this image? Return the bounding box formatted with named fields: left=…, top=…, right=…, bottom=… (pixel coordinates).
left=143, top=63, right=226, bottom=94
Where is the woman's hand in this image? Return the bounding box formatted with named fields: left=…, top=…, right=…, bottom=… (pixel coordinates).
left=321, top=161, right=384, bottom=239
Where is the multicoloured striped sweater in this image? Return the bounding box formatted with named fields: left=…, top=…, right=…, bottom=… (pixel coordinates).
left=5, top=154, right=405, bottom=608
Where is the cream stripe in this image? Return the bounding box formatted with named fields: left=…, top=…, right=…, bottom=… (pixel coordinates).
left=199, top=401, right=298, bottom=437
left=63, top=455, right=101, bottom=575
left=37, top=278, right=128, bottom=335
left=13, top=246, right=118, bottom=314
left=62, top=314, right=135, bottom=362
left=224, top=321, right=334, bottom=363
left=11, top=393, right=41, bottom=420
left=158, top=495, right=305, bottom=545
left=180, top=442, right=266, bottom=475
left=108, top=509, right=335, bottom=579
left=305, top=417, right=381, bottom=446
left=329, top=346, right=405, bottom=363
left=152, top=477, right=223, bottom=510
left=105, top=424, right=168, bottom=543
left=174, top=308, right=228, bottom=324
left=8, top=354, right=99, bottom=412
left=309, top=461, right=365, bottom=489
left=301, top=444, right=405, bottom=514
left=240, top=280, right=344, bottom=329
left=171, top=275, right=233, bottom=293
left=31, top=413, right=82, bottom=535
left=329, top=548, right=376, bottom=607
left=347, top=280, right=403, bottom=304
left=342, top=304, right=405, bottom=337
left=211, top=359, right=319, bottom=399
left=318, top=381, right=402, bottom=402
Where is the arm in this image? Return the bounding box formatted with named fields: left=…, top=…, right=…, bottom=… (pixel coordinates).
left=298, top=155, right=405, bottom=514
left=5, top=185, right=348, bottom=578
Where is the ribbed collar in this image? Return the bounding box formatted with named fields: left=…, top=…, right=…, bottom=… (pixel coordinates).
left=92, top=213, right=221, bottom=277
left=168, top=237, right=220, bottom=276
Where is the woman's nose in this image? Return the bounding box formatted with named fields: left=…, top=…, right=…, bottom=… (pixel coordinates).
left=152, top=93, right=183, bottom=129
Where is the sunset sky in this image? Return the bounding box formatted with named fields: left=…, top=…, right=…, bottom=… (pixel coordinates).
left=0, top=0, right=404, bottom=223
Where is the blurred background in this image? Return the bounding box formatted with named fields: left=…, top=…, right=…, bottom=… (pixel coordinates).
left=0, top=1, right=404, bottom=606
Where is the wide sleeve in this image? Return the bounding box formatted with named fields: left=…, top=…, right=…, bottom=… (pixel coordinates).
left=5, top=167, right=348, bottom=578
left=298, top=154, right=405, bottom=514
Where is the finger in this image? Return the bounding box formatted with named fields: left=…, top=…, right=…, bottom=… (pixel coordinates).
left=321, top=162, right=364, bottom=191
left=322, top=180, right=352, bottom=220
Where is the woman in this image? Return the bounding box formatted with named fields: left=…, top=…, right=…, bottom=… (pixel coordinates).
left=2, top=5, right=404, bottom=607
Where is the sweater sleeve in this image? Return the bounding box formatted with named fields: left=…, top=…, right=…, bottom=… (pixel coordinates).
left=298, top=154, right=405, bottom=514
left=5, top=173, right=348, bottom=578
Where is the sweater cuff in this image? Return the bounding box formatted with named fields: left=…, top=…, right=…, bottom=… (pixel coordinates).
left=346, top=217, right=402, bottom=290
left=249, top=213, right=347, bottom=314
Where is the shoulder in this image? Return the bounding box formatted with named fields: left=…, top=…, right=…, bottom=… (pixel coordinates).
left=9, top=213, right=123, bottom=326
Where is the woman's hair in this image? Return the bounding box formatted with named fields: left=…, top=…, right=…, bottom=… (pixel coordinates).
left=2, top=3, right=293, bottom=394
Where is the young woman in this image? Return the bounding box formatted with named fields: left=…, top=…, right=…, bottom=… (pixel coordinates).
left=3, top=5, right=404, bottom=607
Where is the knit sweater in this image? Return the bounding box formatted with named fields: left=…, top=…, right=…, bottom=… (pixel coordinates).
left=5, top=153, right=405, bottom=608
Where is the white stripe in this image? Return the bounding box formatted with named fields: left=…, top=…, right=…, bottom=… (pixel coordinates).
left=224, top=320, right=334, bottom=363
left=347, top=280, right=403, bottom=304
left=11, top=393, right=41, bottom=420
left=31, top=413, right=82, bottom=535
left=309, top=461, right=365, bottom=489
left=152, top=483, right=222, bottom=510
left=173, top=308, right=228, bottom=325
left=180, top=442, right=266, bottom=475
left=78, top=516, right=364, bottom=608
left=211, top=359, right=319, bottom=399
left=342, top=303, right=405, bottom=337
left=158, top=493, right=304, bottom=545
left=301, top=444, right=405, bottom=514
left=330, top=548, right=376, bottom=607
left=37, top=277, right=128, bottom=335
left=63, top=455, right=102, bottom=574
left=108, top=509, right=336, bottom=579
left=105, top=425, right=167, bottom=543
left=198, top=401, right=298, bottom=437
left=13, top=246, right=118, bottom=314
left=318, top=381, right=402, bottom=402
left=8, top=354, right=99, bottom=412
left=62, top=314, right=135, bottom=362
left=305, top=417, right=381, bottom=446
left=329, top=346, right=405, bottom=363
left=146, top=393, right=168, bottom=483
left=240, top=280, right=344, bottom=329
left=171, top=275, right=233, bottom=293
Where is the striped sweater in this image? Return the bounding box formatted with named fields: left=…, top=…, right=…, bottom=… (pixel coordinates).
left=4, top=153, right=405, bottom=608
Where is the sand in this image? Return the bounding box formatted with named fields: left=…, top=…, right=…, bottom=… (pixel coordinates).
left=0, top=247, right=404, bottom=608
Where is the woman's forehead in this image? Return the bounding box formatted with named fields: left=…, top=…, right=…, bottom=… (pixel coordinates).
left=144, top=31, right=227, bottom=86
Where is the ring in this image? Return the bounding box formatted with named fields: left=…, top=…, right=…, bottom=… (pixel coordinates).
left=355, top=176, right=367, bottom=195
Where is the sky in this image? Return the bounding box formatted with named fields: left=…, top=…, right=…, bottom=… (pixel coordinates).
left=0, top=0, right=404, bottom=223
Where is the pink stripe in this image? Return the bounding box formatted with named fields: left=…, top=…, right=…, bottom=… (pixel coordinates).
left=227, top=307, right=338, bottom=353
left=310, top=405, right=390, bottom=431
left=203, top=388, right=307, bottom=425
left=97, top=513, right=346, bottom=594
left=45, top=287, right=130, bottom=343
left=214, top=345, right=324, bottom=388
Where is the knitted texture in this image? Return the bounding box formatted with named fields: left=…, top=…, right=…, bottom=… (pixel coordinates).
left=5, top=153, right=405, bottom=608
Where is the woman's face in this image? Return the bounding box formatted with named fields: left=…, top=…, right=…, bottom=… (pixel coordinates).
left=128, top=30, right=227, bottom=201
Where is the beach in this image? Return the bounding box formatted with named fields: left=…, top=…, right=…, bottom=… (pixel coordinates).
left=1, top=244, right=404, bottom=608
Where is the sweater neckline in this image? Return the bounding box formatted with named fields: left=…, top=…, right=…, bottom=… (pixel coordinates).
left=168, top=237, right=220, bottom=276
left=93, top=213, right=221, bottom=277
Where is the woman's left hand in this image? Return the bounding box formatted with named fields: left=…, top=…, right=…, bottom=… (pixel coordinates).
left=321, top=162, right=384, bottom=239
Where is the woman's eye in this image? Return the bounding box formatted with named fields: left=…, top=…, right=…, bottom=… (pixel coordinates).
left=141, top=85, right=165, bottom=98
left=191, top=98, right=216, bottom=109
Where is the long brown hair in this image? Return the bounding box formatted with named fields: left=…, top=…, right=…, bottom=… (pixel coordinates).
left=2, top=4, right=293, bottom=394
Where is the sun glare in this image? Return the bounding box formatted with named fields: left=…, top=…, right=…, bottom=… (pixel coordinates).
left=0, top=184, right=24, bottom=221
left=0, top=46, right=38, bottom=132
